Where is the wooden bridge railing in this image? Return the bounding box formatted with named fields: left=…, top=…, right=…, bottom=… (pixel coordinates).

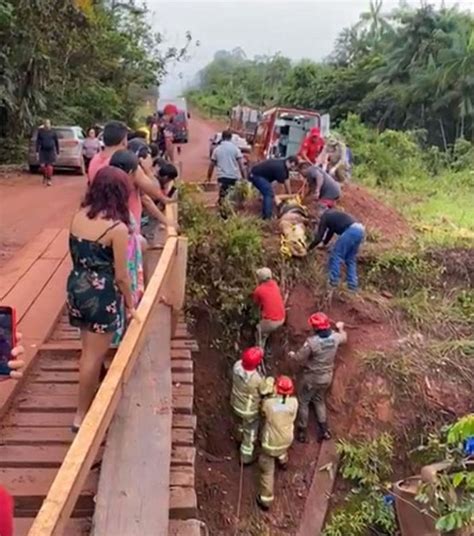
left=28, top=204, right=187, bottom=536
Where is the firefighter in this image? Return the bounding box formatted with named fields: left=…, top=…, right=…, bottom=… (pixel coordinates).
left=230, top=347, right=274, bottom=464
left=290, top=313, right=347, bottom=443
left=257, top=375, right=298, bottom=511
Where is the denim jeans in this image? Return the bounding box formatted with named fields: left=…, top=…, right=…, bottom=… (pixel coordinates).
left=250, top=174, right=274, bottom=219
left=328, top=223, right=365, bottom=290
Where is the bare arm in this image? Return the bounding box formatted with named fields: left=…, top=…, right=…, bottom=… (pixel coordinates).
left=133, top=166, right=170, bottom=204
left=207, top=160, right=215, bottom=181
left=111, top=224, right=134, bottom=310
left=284, top=179, right=292, bottom=195
left=141, top=194, right=170, bottom=226
left=237, top=157, right=247, bottom=180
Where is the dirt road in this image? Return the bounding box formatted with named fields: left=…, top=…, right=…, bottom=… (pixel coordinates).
left=0, top=114, right=222, bottom=268
left=0, top=171, right=86, bottom=268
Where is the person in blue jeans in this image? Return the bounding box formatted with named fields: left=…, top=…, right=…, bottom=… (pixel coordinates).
left=308, top=209, right=365, bottom=290
left=249, top=156, right=299, bottom=219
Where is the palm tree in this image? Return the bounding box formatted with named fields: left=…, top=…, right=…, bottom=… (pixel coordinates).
left=355, top=0, right=393, bottom=49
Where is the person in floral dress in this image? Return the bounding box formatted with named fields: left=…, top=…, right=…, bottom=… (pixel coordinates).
left=67, top=167, right=136, bottom=431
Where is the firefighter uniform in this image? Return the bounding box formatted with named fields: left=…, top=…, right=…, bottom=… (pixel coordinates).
left=295, top=331, right=346, bottom=432
left=258, top=393, right=298, bottom=507
left=230, top=360, right=273, bottom=464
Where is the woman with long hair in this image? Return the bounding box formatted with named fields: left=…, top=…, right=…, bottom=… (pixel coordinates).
left=67, top=166, right=135, bottom=431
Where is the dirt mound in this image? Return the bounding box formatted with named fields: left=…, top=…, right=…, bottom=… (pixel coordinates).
left=429, top=247, right=474, bottom=287
left=340, top=183, right=411, bottom=246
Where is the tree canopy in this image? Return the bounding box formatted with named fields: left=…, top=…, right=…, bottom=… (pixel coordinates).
left=0, top=0, right=190, bottom=149
left=188, top=2, right=474, bottom=147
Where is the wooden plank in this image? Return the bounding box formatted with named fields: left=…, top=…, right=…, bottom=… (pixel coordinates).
left=0, top=427, right=75, bottom=445
left=28, top=237, right=179, bottom=536
left=40, top=229, right=69, bottom=260
left=40, top=341, right=82, bottom=351
left=2, top=258, right=63, bottom=322
left=0, top=467, right=97, bottom=500
left=172, top=428, right=194, bottom=446
left=170, top=466, right=194, bottom=488
left=0, top=256, right=71, bottom=420
left=169, top=520, right=201, bottom=536
left=172, top=415, right=197, bottom=430
left=169, top=488, right=197, bottom=519
left=171, top=360, right=193, bottom=372
left=14, top=518, right=90, bottom=536
left=7, top=412, right=75, bottom=427
left=297, top=441, right=339, bottom=536
left=171, top=372, right=193, bottom=384
left=171, top=446, right=195, bottom=467
left=32, top=372, right=78, bottom=384
left=93, top=304, right=172, bottom=536
left=171, top=340, right=199, bottom=352
left=25, top=384, right=78, bottom=396
left=172, top=383, right=193, bottom=397
left=0, top=229, right=60, bottom=300
left=0, top=445, right=69, bottom=467
left=18, top=392, right=189, bottom=413
left=171, top=348, right=192, bottom=359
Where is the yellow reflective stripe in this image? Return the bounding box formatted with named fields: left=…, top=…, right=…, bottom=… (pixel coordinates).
left=260, top=494, right=274, bottom=502
left=241, top=444, right=254, bottom=455
left=233, top=406, right=258, bottom=418
left=262, top=441, right=290, bottom=452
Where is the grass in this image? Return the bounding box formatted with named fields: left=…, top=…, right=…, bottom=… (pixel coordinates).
left=376, top=172, right=474, bottom=247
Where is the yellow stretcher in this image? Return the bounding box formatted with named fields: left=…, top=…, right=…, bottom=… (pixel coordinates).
left=275, top=195, right=309, bottom=258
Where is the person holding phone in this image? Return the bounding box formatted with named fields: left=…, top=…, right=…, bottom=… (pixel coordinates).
left=67, top=166, right=137, bottom=432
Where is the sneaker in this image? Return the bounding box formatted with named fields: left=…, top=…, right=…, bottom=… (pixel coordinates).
left=256, top=495, right=270, bottom=511
left=47, top=180, right=52, bottom=187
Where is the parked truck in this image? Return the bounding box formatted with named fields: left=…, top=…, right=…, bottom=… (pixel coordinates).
left=250, top=107, right=330, bottom=162
left=157, top=97, right=190, bottom=143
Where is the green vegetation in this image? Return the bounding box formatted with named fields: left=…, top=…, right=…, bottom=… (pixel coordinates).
left=0, top=0, right=191, bottom=162
left=415, top=415, right=474, bottom=533
left=323, top=434, right=397, bottom=536
left=188, top=3, right=473, bottom=148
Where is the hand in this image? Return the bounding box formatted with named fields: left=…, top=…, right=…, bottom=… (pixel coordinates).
left=329, top=167, right=337, bottom=176
left=335, top=321, right=345, bottom=331
left=3, top=332, right=25, bottom=380
left=288, top=351, right=296, bottom=359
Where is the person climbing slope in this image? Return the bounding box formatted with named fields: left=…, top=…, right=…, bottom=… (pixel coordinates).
left=309, top=209, right=365, bottom=292
left=252, top=268, right=286, bottom=357
left=289, top=312, right=347, bottom=442
left=257, top=375, right=298, bottom=511
left=230, top=347, right=273, bottom=465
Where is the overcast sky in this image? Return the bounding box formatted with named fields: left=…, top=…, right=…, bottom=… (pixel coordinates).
left=148, top=0, right=474, bottom=97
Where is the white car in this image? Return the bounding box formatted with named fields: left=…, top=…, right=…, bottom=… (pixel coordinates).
left=209, top=132, right=251, bottom=158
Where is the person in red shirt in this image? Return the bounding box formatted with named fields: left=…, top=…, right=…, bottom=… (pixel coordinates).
left=298, top=127, right=325, bottom=165
left=252, top=267, right=286, bottom=353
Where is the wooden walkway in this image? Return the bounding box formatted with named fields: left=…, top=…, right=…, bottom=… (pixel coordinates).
left=0, top=227, right=200, bottom=535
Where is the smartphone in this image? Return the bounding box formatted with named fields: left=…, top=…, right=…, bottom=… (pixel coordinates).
left=167, top=186, right=177, bottom=199
left=0, top=306, right=16, bottom=376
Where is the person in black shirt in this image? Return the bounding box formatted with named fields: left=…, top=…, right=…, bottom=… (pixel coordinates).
left=309, top=209, right=365, bottom=291
left=249, top=156, right=298, bottom=219
left=36, top=119, right=59, bottom=186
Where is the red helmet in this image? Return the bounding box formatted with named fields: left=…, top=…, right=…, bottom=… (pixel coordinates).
left=275, top=375, right=294, bottom=396
left=241, top=347, right=264, bottom=371
left=308, top=312, right=330, bottom=330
